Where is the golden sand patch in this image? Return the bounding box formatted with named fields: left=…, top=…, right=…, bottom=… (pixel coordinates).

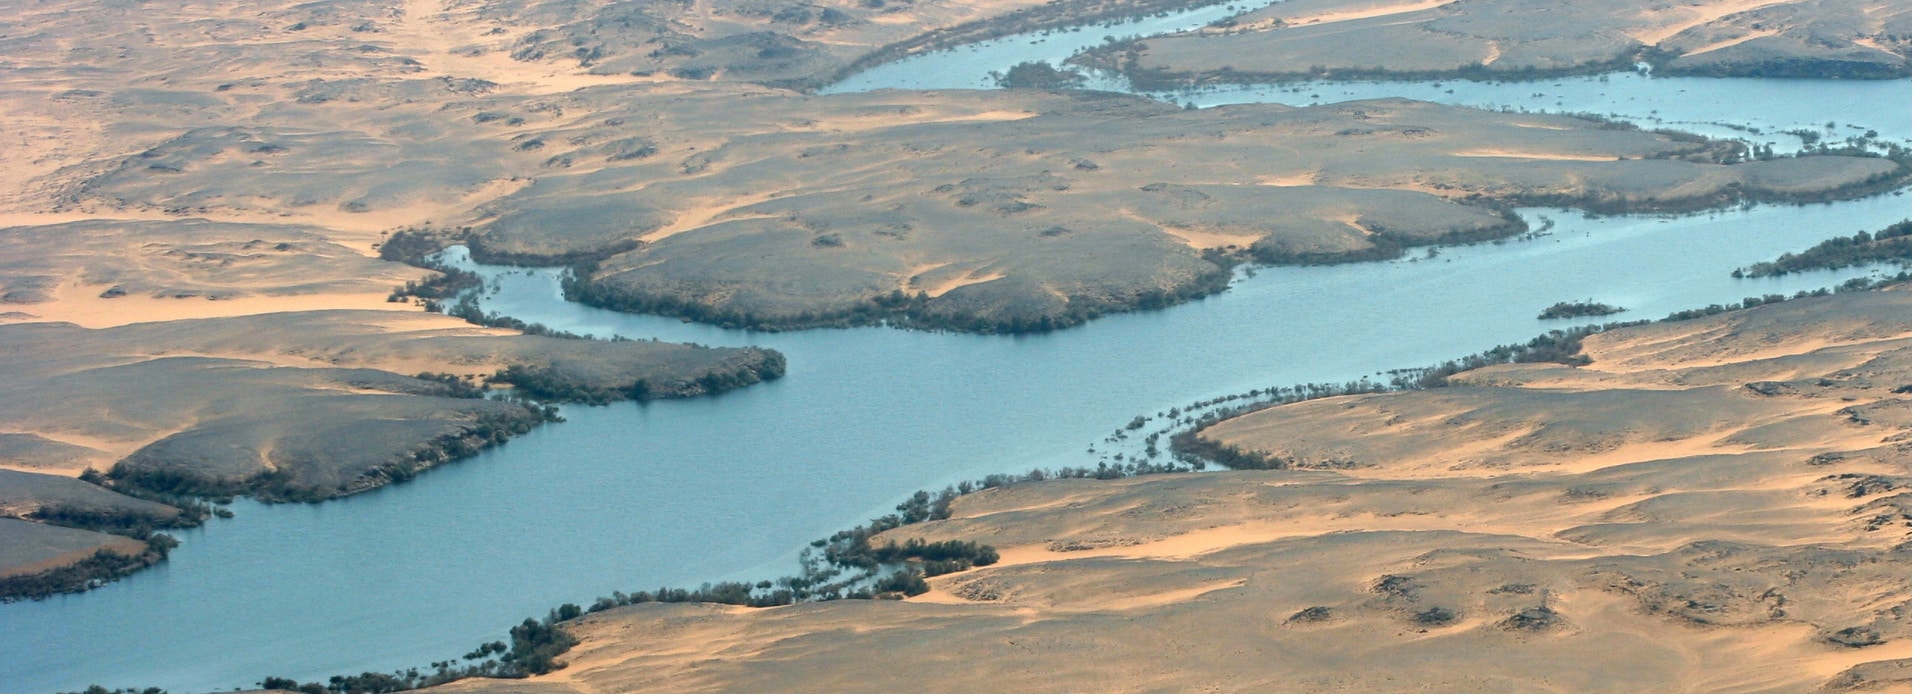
left=903, top=263, right=1009, bottom=297
left=801, top=109, right=1038, bottom=133
left=1851, top=36, right=1902, bottom=55
left=1681, top=29, right=1782, bottom=57
left=1257, top=173, right=1319, bottom=187
left=640, top=198, right=773, bottom=244
left=1623, top=0, right=1799, bottom=45
left=1452, top=149, right=1620, bottom=161
left=991, top=520, right=1406, bottom=566
left=1277, top=0, right=1455, bottom=27
left=920, top=271, right=1007, bottom=298
left=0, top=210, right=187, bottom=228
left=2, top=280, right=411, bottom=329
left=1156, top=223, right=1268, bottom=250
left=268, top=178, right=534, bottom=244
left=0, top=431, right=132, bottom=476
left=1583, top=329, right=1914, bottom=373
left=387, top=0, right=653, bottom=93
left=1061, top=578, right=1249, bottom=612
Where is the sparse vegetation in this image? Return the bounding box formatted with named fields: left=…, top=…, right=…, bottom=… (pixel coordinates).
left=1071, top=2, right=1910, bottom=91
left=412, top=372, right=485, bottom=399
left=0, top=470, right=213, bottom=600
left=442, top=296, right=594, bottom=339
left=388, top=269, right=482, bottom=305
left=1663, top=272, right=1908, bottom=321
left=826, top=0, right=1226, bottom=88
left=1414, top=607, right=1458, bottom=626
left=250, top=609, right=582, bottom=693
left=990, top=61, right=1087, bottom=90
left=378, top=227, right=485, bottom=305
left=98, top=403, right=561, bottom=504
left=0, top=534, right=178, bottom=603
left=1248, top=213, right=1528, bottom=266
left=1538, top=300, right=1627, bottom=319
left=251, top=487, right=1005, bottom=691
left=1168, top=272, right=1911, bottom=470
left=374, top=227, right=454, bottom=267
left=1287, top=606, right=1333, bottom=623
left=27, top=503, right=204, bottom=540
left=1733, top=220, right=1911, bottom=277
left=1084, top=45, right=1645, bottom=92
left=568, top=253, right=1236, bottom=335
left=1501, top=606, right=1559, bottom=631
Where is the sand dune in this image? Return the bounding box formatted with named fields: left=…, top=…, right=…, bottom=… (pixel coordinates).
left=0, top=0, right=1906, bottom=644
left=445, top=288, right=1911, bottom=693
left=0, top=0, right=1900, bottom=336
left=1082, top=0, right=1910, bottom=86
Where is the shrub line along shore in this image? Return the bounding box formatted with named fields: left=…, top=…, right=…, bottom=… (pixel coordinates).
left=0, top=232, right=790, bottom=602
left=390, top=158, right=1911, bottom=338
left=564, top=166, right=1909, bottom=334
left=217, top=266, right=1908, bottom=694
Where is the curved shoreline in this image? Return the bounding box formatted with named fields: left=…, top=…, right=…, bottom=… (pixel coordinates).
left=1066, top=0, right=1912, bottom=92
left=1079, top=49, right=1912, bottom=92
left=0, top=301, right=791, bottom=602
left=307, top=274, right=1909, bottom=694
left=550, top=162, right=1904, bottom=336
left=1, top=0, right=1911, bottom=692
left=22, top=186, right=1912, bottom=694
left=0, top=535, right=174, bottom=604
left=816, top=0, right=1238, bottom=91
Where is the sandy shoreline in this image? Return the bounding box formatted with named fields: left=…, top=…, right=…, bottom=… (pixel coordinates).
left=444, top=287, right=1911, bottom=693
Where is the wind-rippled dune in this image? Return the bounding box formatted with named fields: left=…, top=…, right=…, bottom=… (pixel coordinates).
left=2, top=0, right=1904, bottom=337
left=443, top=288, right=1911, bottom=693
left=0, top=0, right=829, bottom=596
left=52, top=72, right=1882, bottom=333
left=464, top=89, right=1897, bottom=332
left=0, top=0, right=1906, bottom=633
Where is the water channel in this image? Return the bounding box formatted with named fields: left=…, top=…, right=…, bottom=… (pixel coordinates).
left=1, top=0, right=1910, bottom=692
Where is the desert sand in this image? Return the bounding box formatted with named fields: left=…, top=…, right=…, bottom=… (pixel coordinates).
left=0, top=0, right=1902, bottom=337
left=0, top=1, right=1906, bottom=679
left=443, top=287, right=1910, bottom=693
left=1080, top=0, right=1911, bottom=87
left=455, top=88, right=1893, bottom=332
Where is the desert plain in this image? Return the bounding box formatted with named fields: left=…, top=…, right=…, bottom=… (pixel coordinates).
left=0, top=0, right=1909, bottom=694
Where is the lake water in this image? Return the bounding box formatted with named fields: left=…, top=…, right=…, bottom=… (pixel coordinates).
left=0, top=0, right=1911, bottom=692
